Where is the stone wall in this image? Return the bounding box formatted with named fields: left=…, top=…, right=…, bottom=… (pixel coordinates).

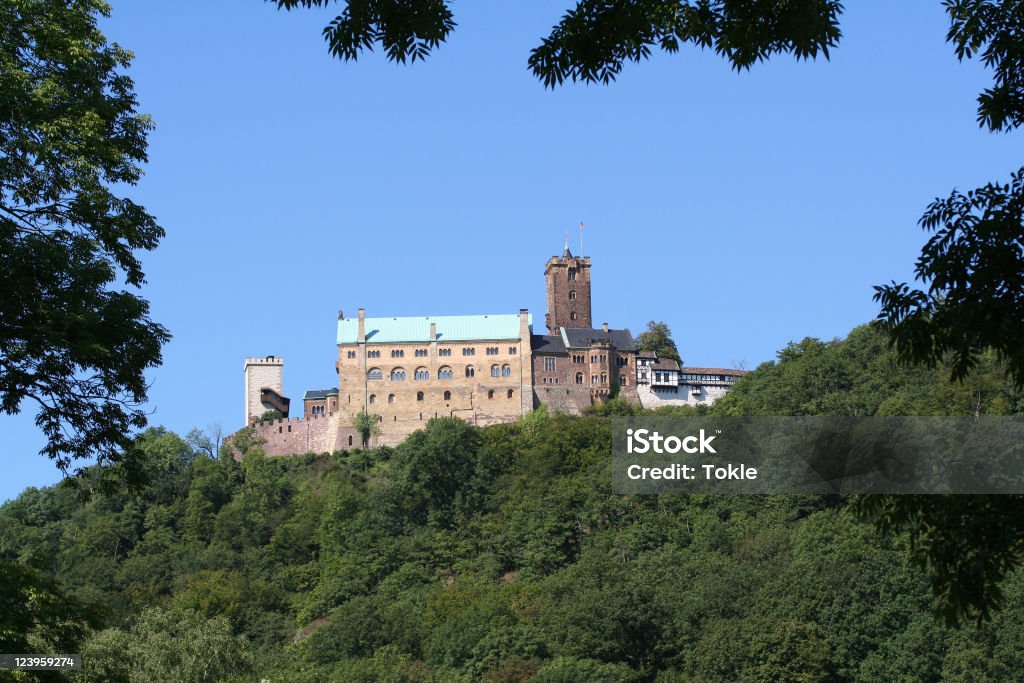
left=251, top=413, right=360, bottom=456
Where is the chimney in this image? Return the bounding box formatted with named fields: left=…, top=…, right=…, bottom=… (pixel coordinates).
left=602, top=322, right=609, bottom=332
left=338, top=309, right=344, bottom=320
left=357, top=308, right=366, bottom=343
left=429, top=322, right=437, bottom=341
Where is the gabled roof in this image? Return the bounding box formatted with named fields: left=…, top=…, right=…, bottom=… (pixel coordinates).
left=560, top=327, right=636, bottom=351
left=531, top=334, right=566, bottom=354
left=338, top=313, right=530, bottom=345
left=652, top=358, right=681, bottom=371
left=303, top=388, right=339, bottom=400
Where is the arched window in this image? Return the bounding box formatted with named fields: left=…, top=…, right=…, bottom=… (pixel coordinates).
left=502, top=364, right=511, bottom=377
left=465, top=366, right=475, bottom=378
left=369, top=394, right=376, bottom=404
left=414, top=367, right=429, bottom=380
left=575, top=372, right=584, bottom=384
left=491, top=364, right=501, bottom=377
left=388, top=394, right=395, bottom=404
left=416, top=391, right=424, bottom=401
left=601, top=373, right=607, bottom=383
left=487, top=390, right=494, bottom=399
left=367, top=367, right=382, bottom=380
left=507, top=389, right=514, bottom=399
left=443, top=390, right=451, bottom=401
left=569, top=290, right=577, bottom=300
left=568, top=270, right=576, bottom=281
left=390, top=368, right=406, bottom=381
left=570, top=312, right=577, bottom=321
left=438, top=366, right=453, bottom=380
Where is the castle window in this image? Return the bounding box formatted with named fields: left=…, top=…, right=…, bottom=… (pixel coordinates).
left=568, top=270, right=576, bottom=281
left=369, top=394, right=376, bottom=404
left=388, top=394, right=395, bottom=404
left=601, top=373, right=607, bottom=383
left=591, top=375, right=597, bottom=384
left=486, top=347, right=498, bottom=355
left=414, top=367, right=429, bottom=380
left=466, top=366, right=475, bottom=378
left=391, top=349, right=404, bottom=358
left=417, top=391, right=424, bottom=401
left=438, top=366, right=453, bottom=380
left=367, top=350, right=380, bottom=359
left=575, top=372, right=584, bottom=384
left=462, top=347, right=475, bottom=356
left=569, top=290, right=577, bottom=300
left=507, top=389, right=514, bottom=399
left=415, top=349, right=428, bottom=357
left=570, top=312, right=577, bottom=320
left=443, top=390, right=451, bottom=401
left=347, top=350, right=356, bottom=359
left=621, top=375, right=628, bottom=386
left=502, top=364, right=511, bottom=377
left=544, top=357, right=556, bottom=372
left=509, top=346, right=516, bottom=355
left=491, top=364, right=500, bottom=377
left=367, top=368, right=383, bottom=380
left=488, top=390, right=494, bottom=399
left=348, top=435, right=353, bottom=446
left=439, top=348, right=452, bottom=357
left=391, top=368, right=406, bottom=381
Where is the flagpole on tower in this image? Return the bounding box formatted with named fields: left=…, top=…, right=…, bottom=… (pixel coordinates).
left=580, top=221, right=584, bottom=257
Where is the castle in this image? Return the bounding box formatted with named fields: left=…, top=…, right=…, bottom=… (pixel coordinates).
left=245, top=246, right=745, bottom=455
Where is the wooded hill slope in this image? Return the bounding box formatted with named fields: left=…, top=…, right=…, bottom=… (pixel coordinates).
left=2, top=324, right=1022, bottom=682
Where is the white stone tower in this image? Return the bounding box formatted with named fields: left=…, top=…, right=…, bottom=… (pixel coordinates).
left=243, top=355, right=286, bottom=424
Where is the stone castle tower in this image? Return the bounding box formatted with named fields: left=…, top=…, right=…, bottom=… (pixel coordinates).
left=243, top=355, right=289, bottom=424
left=544, top=244, right=592, bottom=333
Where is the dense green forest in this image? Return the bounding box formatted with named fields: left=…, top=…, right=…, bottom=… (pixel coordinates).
left=2, top=324, right=1023, bottom=682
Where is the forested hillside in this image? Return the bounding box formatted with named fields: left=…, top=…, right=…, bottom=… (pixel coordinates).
left=2, top=324, right=1023, bottom=682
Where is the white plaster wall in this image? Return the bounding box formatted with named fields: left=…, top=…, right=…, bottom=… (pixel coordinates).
left=637, top=382, right=731, bottom=409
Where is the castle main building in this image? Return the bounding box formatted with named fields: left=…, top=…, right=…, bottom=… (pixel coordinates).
left=245, top=246, right=741, bottom=455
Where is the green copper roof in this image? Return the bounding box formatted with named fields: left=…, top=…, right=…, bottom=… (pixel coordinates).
left=338, top=313, right=530, bottom=345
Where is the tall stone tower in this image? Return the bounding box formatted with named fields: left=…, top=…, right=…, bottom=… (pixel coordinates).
left=243, top=355, right=289, bottom=424
left=544, top=244, right=592, bottom=334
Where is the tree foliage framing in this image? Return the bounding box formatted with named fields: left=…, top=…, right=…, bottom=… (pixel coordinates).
left=0, top=0, right=168, bottom=486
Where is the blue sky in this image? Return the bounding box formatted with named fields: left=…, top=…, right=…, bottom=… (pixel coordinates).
left=3, top=1, right=1021, bottom=502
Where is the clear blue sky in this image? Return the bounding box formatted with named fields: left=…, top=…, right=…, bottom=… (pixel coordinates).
left=3, top=1, right=1020, bottom=502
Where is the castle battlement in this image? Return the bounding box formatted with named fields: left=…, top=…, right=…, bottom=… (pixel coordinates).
left=244, top=355, right=283, bottom=367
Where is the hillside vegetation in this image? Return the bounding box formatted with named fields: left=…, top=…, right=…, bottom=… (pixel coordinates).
left=2, top=324, right=1023, bottom=682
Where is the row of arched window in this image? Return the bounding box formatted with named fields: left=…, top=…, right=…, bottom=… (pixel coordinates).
left=367, top=389, right=515, bottom=404
left=367, top=365, right=511, bottom=381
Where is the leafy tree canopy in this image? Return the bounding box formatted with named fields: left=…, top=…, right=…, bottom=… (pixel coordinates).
left=634, top=320, right=682, bottom=364
left=0, top=0, right=167, bottom=487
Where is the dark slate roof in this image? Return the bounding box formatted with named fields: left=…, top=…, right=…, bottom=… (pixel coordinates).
left=679, top=367, right=748, bottom=376
left=531, top=334, right=566, bottom=354
left=561, top=327, right=636, bottom=351
left=303, top=388, right=339, bottom=400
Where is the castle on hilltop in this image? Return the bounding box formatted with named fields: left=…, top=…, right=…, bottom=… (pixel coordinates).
left=244, top=246, right=746, bottom=455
